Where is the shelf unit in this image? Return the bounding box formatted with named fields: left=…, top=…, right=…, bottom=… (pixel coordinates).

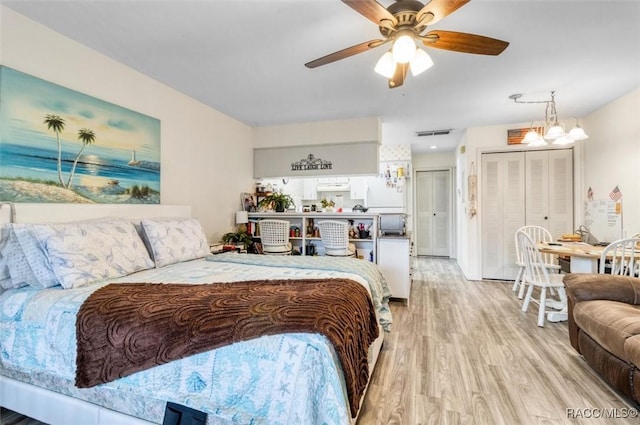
left=248, top=212, right=379, bottom=262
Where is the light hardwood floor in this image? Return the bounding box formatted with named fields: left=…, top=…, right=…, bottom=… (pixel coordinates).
left=2, top=257, right=638, bottom=425
left=357, top=257, right=638, bottom=425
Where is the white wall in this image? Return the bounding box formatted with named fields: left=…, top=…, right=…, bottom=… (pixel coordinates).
left=252, top=117, right=380, bottom=148
left=582, top=87, right=640, bottom=236
left=412, top=151, right=455, bottom=169
left=0, top=7, right=254, bottom=243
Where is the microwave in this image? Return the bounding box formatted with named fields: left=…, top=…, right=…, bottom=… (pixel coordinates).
left=379, top=213, right=406, bottom=236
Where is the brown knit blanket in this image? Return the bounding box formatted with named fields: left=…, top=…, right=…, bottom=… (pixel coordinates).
left=76, top=278, right=379, bottom=417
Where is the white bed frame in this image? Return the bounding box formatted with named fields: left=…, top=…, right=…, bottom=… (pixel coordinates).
left=0, top=203, right=384, bottom=425
left=0, top=203, right=191, bottom=225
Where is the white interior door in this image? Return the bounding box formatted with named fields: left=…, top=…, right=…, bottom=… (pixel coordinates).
left=525, top=149, right=574, bottom=238
left=416, top=170, right=450, bottom=256
left=481, top=152, right=526, bottom=280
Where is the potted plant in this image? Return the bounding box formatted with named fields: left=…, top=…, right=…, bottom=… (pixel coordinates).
left=221, top=229, right=253, bottom=250
left=258, top=192, right=295, bottom=212
left=320, top=197, right=335, bottom=212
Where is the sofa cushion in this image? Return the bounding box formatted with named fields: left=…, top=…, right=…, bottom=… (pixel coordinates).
left=625, top=334, right=640, bottom=370
left=573, top=300, right=640, bottom=361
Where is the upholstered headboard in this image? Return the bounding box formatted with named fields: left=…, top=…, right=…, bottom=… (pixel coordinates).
left=0, top=203, right=191, bottom=225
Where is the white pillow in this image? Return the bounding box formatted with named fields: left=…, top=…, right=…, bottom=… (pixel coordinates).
left=30, top=219, right=154, bottom=289
left=140, top=217, right=210, bottom=268
left=0, top=225, right=21, bottom=289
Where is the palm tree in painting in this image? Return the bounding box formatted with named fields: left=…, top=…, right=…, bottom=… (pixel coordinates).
left=43, top=114, right=66, bottom=186
left=66, top=128, right=96, bottom=188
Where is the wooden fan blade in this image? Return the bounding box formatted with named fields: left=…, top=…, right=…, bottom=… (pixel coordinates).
left=415, top=0, right=470, bottom=27
left=305, top=39, right=385, bottom=68
left=342, top=0, right=397, bottom=26
left=389, top=63, right=408, bottom=89
left=421, top=30, right=509, bottom=55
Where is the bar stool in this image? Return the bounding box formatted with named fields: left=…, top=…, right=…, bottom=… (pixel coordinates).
left=317, top=220, right=356, bottom=257
left=258, top=220, right=292, bottom=255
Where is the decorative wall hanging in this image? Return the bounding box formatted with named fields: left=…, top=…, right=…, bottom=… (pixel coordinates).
left=468, top=162, right=477, bottom=218
left=0, top=66, right=161, bottom=204
left=291, top=154, right=332, bottom=171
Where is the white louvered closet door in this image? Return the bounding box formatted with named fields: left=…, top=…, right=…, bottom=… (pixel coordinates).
left=525, top=149, right=574, bottom=239
left=416, top=170, right=451, bottom=256
left=481, top=152, right=526, bottom=280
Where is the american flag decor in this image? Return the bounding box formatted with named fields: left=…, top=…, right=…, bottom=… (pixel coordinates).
left=609, top=185, right=622, bottom=201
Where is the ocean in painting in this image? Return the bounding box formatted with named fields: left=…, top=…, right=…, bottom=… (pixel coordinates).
left=0, top=65, right=161, bottom=204
left=0, top=143, right=160, bottom=191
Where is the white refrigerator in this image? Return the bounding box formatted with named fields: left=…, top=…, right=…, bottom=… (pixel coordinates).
left=365, top=175, right=406, bottom=213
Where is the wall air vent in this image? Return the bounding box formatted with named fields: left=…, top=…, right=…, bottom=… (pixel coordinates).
left=416, top=129, right=452, bottom=137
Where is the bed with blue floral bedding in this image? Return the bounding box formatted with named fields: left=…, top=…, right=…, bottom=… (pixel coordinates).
left=0, top=216, right=392, bottom=425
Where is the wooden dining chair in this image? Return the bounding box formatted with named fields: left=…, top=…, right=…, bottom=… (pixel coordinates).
left=518, top=231, right=566, bottom=327
left=513, top=226, right=561, bottom=299
left=599, top=237, right=640, bottom=276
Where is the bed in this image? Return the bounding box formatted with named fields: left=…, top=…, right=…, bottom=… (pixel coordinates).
left=0, top=204, right=391, bottom=425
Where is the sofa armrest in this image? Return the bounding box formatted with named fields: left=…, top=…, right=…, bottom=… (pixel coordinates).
left=563, top=273, right=640, bottom=305
left=563, top=273, right=640, bottom=354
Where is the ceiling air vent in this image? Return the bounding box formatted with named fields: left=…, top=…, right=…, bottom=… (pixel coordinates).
left=416, top=129, right=452, bottom=137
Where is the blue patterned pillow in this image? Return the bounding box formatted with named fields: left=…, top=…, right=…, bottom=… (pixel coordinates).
left=0, top=224, right=59, bottom=289
left=140, top=217, right=210, bottom=268
left=30, top=220, right=154, bottom=289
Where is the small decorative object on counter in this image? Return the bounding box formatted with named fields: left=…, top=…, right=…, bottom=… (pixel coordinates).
left=320, top=198, right=335, bottom=212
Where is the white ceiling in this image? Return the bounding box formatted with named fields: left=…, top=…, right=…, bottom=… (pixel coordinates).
left=3, top=0, right=639, bottom=153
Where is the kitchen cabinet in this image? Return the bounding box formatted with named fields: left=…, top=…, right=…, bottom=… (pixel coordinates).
left=349, top=176, right=367, bottom=200
left=378, top=236, right=412, bottom=300
left=302, top=178, right=317, bottom=200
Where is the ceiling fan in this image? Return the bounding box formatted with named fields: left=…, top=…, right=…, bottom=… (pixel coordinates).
left=305, top=0, right=509, bottom=88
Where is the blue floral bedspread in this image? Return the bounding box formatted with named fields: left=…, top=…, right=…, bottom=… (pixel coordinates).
left=0, top=256, right=391, bottom=425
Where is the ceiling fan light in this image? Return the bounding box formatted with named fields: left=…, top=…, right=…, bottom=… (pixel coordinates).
left=374, top=51, right=396, bottom=79
left=568, top=124, right=589, bottom=140
left=392, top=33, right=416, bottom=64
left=409, top=48, right=433, bottom=76
left=544, top=124, right=565, bottom=140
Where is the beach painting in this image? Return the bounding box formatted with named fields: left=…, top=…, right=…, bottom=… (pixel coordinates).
left=0, top=66, right=160, bottom=203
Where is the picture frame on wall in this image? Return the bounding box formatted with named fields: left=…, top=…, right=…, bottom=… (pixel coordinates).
left=507, top=128, right=528, bottom=145
left=0, top=65, right=161, bottom=204
left=241, top=192, right=256, bottom=212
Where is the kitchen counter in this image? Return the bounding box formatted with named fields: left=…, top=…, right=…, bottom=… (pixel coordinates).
left=379, top=233, right=411, bottom=239
left=248, top=212, right=379, bottom=219
left=247, top=211, right=379, bottom=261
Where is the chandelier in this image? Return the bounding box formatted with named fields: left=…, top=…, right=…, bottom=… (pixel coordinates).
left=509, top=91, right=589, bottom=146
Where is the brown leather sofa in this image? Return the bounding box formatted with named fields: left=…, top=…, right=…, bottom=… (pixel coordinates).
left=564, top=273, right=640, bottom=405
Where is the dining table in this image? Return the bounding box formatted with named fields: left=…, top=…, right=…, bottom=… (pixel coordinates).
left=534, top=241, right=607, bottom=323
